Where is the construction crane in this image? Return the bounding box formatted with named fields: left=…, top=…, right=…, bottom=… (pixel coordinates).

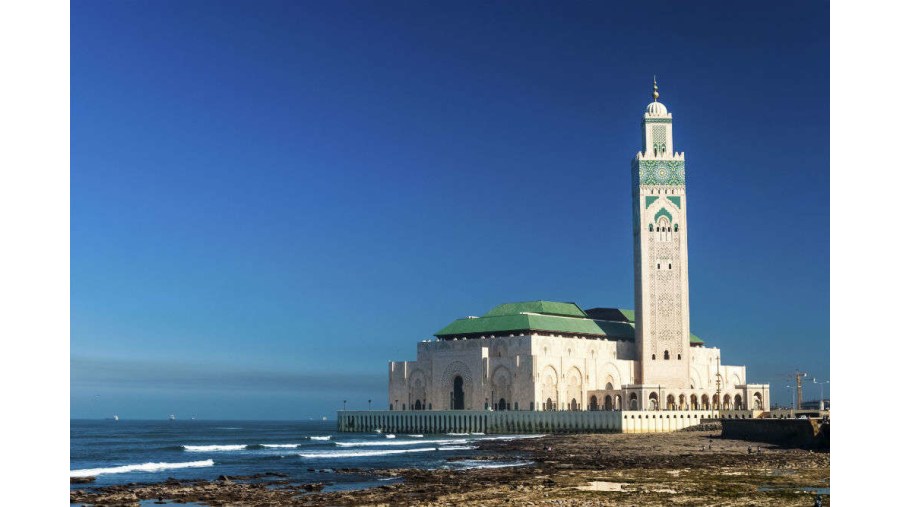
left=776, top=370, right=808, bottom=410
left=793, top=371, right=807, bottom=410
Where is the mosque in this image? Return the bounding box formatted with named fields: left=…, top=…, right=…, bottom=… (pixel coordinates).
left=385, top=82, right=770, bottom=418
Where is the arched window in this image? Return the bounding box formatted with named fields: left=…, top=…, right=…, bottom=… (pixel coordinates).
left=652, top=354, right=656, bottom=360
left=677, top=354, right=681, bottom=360
left=649, top=223, right=654, bottom=232
left=664, top=350, right=670, bottom=360
left=674, top=224, right=679, bottom=232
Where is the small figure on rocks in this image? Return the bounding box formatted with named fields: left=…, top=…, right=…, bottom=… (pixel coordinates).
left=814, top=494, right=823, bottom=507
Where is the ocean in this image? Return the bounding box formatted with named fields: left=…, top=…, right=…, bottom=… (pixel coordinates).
left=70, top=419, right=537, bottom=492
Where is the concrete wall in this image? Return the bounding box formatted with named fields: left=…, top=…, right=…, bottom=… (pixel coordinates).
left=722, top=418, right=830, bottom=449
left=338, top=409, right=740, bottom=434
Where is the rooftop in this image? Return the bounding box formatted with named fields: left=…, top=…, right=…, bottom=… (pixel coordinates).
left=434, top=300, right=704, bottom=345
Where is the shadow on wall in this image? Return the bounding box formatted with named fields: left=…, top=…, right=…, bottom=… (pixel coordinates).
left=721, top=418, right=829, bottom=450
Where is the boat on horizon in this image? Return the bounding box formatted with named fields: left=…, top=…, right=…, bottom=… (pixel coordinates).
left=169, top=414, right=176, bottom=421
left=113, top=415, right=119, bottom=421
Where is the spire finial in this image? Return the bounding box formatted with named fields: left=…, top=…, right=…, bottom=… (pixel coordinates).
left=652, top=76, right=659, bottom=102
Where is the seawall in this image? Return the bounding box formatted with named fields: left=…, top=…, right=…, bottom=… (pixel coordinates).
left=337, top=410, right=759, bottom=434
left=721, top=418, right=830, bottom=449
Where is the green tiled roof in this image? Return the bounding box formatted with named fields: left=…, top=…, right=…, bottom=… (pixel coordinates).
left=435, top=300, right=706, bottom=346
left=483, top=301, right=587, bottom=318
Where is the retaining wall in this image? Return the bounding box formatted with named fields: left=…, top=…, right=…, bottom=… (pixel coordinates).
left=337, top=410, right=744, bottom=434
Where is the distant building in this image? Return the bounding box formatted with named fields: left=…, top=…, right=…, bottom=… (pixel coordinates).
left=801, top=399, right=830, bottom=410
left=388, top=81, right=770, bottom=413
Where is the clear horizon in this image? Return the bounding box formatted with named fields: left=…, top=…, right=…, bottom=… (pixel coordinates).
left=72, top=0, right=829, bottom=419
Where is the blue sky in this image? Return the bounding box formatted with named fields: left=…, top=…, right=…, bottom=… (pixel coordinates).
left=71, top=0, right=829, bottom=419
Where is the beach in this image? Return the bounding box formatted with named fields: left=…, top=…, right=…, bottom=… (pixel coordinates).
left=72, top=429, right=829, bottom=506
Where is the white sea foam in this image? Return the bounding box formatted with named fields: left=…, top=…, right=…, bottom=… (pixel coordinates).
left=476, top=434, right=545, bottom=441
left=384, top=434, right=396, bottom=439
left=260, top=444, right=302, bottom=449
left=451, top=460, right=533, bottom=470
left=308, top=435, right=332, bottom=441
left=298, top=447, right=437, bottom=459
left=335, top=439, right=460, bottom=448
left=70, top=460, right=214, bottom=478
left=470, top=432, right=485, bottom=436
left=437, top=445, right=476, bottom=451
left=183, top=444, right=247, bottom=452
left=446, top=432, right=469, bottom=436
left=407, top=434, right=424, bottom=438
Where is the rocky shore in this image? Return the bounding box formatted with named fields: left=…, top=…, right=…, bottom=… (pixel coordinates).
left=71, top=431, right=829, bottom=506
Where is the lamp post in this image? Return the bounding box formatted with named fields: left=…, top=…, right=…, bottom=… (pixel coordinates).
left=812, top=378, right=829, bottom=410
left=368, top=399, right=372, bottom=411
left=784, top=386, right=794, bottom=411
left=343, top=400, right=347, bottom=411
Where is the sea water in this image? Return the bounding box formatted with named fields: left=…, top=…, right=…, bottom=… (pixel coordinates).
left=70, top=420, right=534, bottom=491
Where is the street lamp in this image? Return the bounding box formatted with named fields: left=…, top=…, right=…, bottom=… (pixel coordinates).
left=343, top=400, right=347, bottom=411
left=368, top=399, right=372, bottom=411
left=812, top=378, right=829, bottom=410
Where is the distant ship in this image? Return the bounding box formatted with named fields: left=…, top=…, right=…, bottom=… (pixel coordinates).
left=322, top=416, right=327, bottom=421
left=169, top=414, right=176, bottom=421
left=113, top=415, right=119, bottom=421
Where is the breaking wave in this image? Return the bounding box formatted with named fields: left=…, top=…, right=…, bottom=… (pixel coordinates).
left=451, top=459, right=533, bottom=470
left=334, top=439, right=460, bottom=448
left=299, top=446, right=467, bottom=459
left=183, top=444, right=247, bottom=452
left=70, top=460, right=214, bottom=478
left=308, top=436, right=332, bottom=441
left=260, top=444, right=302, bottom=449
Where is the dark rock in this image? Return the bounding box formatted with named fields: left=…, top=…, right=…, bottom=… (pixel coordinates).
left=70, top=476, right=96, bottom=484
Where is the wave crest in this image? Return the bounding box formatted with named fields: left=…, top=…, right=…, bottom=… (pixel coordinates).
left=183, top=444, right=247, bottom=452
left=70, top=460, right=214, bottom=478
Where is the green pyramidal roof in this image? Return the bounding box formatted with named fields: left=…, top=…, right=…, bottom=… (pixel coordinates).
left=483, top=301, right=587, bottom=318
left=434, top=300, right=705, bottom=345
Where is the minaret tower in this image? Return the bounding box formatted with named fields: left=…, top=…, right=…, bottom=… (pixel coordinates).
left=632, top=78, right=691, bottom=390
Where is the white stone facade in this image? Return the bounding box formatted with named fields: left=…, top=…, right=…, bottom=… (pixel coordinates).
left=389, top=334, right=768, bottom=413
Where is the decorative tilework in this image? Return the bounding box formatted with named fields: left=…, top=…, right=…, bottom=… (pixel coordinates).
left=666, top=196, right=681, bottom=208
left=636, top=160, right=685, bottom=186
left=643, top=118, right=672, bottom=124
left=654, top=207, right=673, bottom=223
left=645, top=196, right=659, bottom=209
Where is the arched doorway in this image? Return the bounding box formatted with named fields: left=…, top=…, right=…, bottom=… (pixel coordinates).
left=498, top=398, right=507, bottom=411
left=569, top=398, right=578, bottom=411
left=546, top=397, right=554, bottom=411
left=414, top=399, right=422, bottom=410
left=712, top=394, right=720, bottom=410
left=701, top=394, right=710, bottom=410
left=589, top=395, right=599, bottom=411
left=735, top=394, right=743, bottom=410
left=615, top=394, right=622, bottom=410
left=629, top=393, right=638, bottom=410
left=649, top=392, right=659, bottom=410
left=452, top=375, right=465, bottom=410
left=666, top=394, right=676, bottom=410
left=603, top=395, right=612, bottom=411
left=690, top=394, right=698, bottom=410
left=723, top=394, right=732, bottom=410
left=753, top=392, right=763, bottom=410
left=678, top=394, right=686, bottom=410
